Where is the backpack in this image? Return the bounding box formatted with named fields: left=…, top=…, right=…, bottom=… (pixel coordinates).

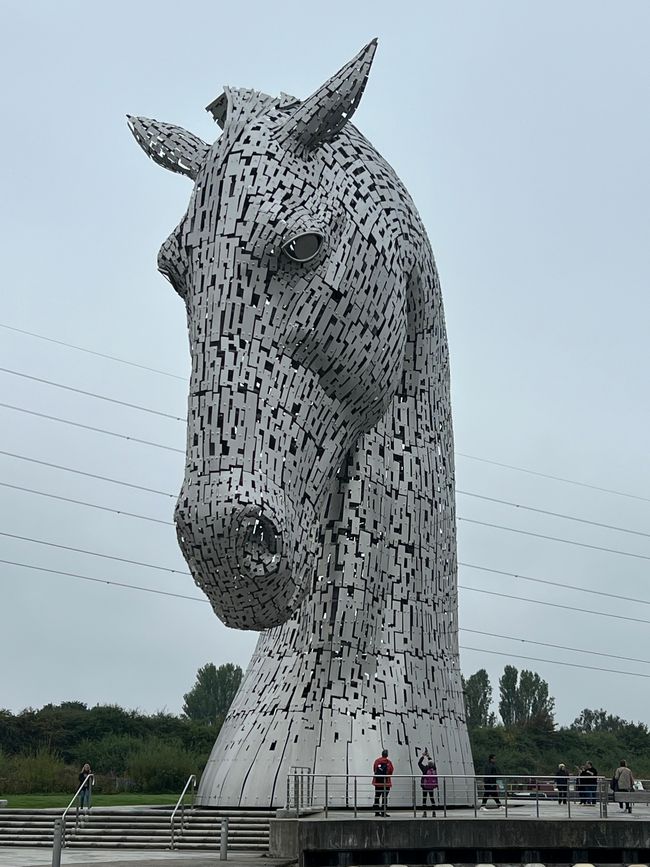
left=375, top=761, right=389, bottom=776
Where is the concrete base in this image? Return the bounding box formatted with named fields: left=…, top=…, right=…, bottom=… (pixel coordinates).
left=271, top=814, right=650, bottom=866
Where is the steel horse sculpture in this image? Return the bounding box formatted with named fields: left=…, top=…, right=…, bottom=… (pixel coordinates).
left=129, top=41, right=474, bottom=807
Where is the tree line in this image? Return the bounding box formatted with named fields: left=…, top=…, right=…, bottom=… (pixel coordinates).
left=463, top=665, right=650, bottom=778
left=3, top=661, right=650, bottom=794
left=0, top=663, right=242, bottom=794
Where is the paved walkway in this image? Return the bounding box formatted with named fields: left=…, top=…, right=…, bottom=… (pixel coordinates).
left=0, top=852, right=292, bottom=867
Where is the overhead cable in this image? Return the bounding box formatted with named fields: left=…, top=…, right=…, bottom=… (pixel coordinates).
left=0, top=322, right=185, bottom=381
left=0, top=366, right=184, bottom=421
left=0, top=403, right=184, bottom=454
left=459, top=517, right=650, bottom=562
left=456, top=452, right=650, bottom=504
left=459, top=645, right=650, bottom=679
left=459, top=585, right=650, bottom=626
left=0, top=481, right=172, bottom=526
left=0, top=530, right=190, bottom=575
left=0, top=450, right=175, bottom=498
left=459, top=562, right=650, bottom=608
left=457, top=490, right=650, bottom=540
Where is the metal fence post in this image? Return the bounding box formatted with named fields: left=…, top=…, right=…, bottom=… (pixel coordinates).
left=567, top=780, right=571, bottom=818
left=413, top=777, right=417, bottom=817
left=51, top=818, right=63, bottom=867
left=474, top=776, right=478, bottom=817
left=219, top=817, right=228, bottom=861
left=536, top=779, right=540, bottom=818
left=294, top=775, right=299, bottom=818
left=324, top=776, right=329, bottom=818
left=443, top=777, right=447, bottom=818
left=504, top=777, right=508, bottom=817
left=354, top=776, right=358, bottom=819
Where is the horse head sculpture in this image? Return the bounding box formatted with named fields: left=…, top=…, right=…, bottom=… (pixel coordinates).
left=130, top=41, right=474, bottom=807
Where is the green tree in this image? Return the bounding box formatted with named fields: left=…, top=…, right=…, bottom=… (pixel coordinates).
left=183, top=663, right=243, bottom=725
left=498, top=666, right=555, bottom=729
left=462, top=669, right=495, bottom=729
left=498, top=665, right=519, bottom=727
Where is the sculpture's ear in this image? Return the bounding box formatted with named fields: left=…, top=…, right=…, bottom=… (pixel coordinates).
left=127, top=115, right=209, bottom=180
left=275, top=39, right=377, bottom=153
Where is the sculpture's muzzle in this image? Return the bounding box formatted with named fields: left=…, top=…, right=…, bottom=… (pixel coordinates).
left=175, top=471, right=317, bottom=630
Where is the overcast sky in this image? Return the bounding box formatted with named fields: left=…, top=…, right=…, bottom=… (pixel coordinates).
left=1, top=0, right=649, bottom=731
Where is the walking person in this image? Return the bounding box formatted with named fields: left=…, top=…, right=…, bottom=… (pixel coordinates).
left=584, top=761, right=598, bottom=805
left=480, top=754, right=502, bottom=809
left=614, top=760, right=634, bottom=813
left=78, top=763, right=93, bottom=813
left=372, top=749, right=394, bottom=816
left=417, top=748, right=438, bottom=817
left=554, top=763, right=569, bottom=805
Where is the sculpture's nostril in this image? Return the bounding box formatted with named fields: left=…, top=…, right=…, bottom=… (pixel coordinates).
left=234, top=508, right=282, bottom=576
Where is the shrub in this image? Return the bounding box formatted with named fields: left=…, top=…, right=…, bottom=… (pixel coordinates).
left=127, top=739, right=201, bottom=792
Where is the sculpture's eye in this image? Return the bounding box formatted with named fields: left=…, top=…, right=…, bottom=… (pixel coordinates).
left=282, top=232, right=323, bottom=263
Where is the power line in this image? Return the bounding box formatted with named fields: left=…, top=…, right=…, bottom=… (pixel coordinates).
left=5, top=450, right=649, bottom=546
left=2, top=320, right=647, bottom=507
left=0, top=367, right=184, bottom=422
left=2, top=554, right=648, bottom=681
left=1, top=528, right=648, bottom=627
left=459, top=562, right=650, bottom=608
left=0, top=558, right=205, bottom=603
left=0, top=450, right=175, bottom=498
left=0, top=322, right=185, bottom=381
left=4, top=448, right=650, bottom=563
left=459, top=517, right=650, bottom=562
left=461, top=627, right=650, bottom=666
left=456, top=452, right=650, bottom=504
left=0, top=531, right=191, bottom=575
left=459, top=645, right=650, bottom=680
left=0, top=403, right=184, bottom=455
left=0, top=481, right=173, bottom=527
left=457, top=490, right=650, bottom=540
left=459, top=584, right=650, bottom=626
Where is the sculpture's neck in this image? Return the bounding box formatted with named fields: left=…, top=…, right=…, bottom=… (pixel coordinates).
left=263, top=242, right=457, bottom=659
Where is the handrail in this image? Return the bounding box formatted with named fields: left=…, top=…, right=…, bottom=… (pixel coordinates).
left=60, top=773, right=94, bottom=846
left=286, top=772, right=616, bottom=819
left=170, top=774, right=197, bottom=850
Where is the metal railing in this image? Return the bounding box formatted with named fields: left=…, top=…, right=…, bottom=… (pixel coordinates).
left=170, top=773, right=197, bottom=849
left=285, top=773, right=639, bottom=819
left=52, top=773, right=95, bottom=863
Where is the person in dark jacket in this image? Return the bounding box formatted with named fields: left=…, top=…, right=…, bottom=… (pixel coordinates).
left=372, top=749, right=394, bottom=816
left=480, top=754, right=501, bottom=809
left=417, top=749, right=438, bottom=817
left=584, top=761, right=598, bottom=805
left=554, top=763, right=569, bottom=805
left=78, top=763, right=93, bottom=813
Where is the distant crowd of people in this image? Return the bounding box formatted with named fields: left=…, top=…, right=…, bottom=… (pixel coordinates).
left=369, top=751, right=641, bottom=817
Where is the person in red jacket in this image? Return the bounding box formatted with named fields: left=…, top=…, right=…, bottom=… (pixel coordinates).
left=372, top=749, right=394, bottom=816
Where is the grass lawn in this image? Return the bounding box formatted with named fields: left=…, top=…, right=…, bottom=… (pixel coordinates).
left=2, top=793, right=180, bottom=809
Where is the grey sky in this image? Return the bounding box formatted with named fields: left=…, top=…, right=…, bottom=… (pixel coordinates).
left=1, top=0, right=649, bottom=729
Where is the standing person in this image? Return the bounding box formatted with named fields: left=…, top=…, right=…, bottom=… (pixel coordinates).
left=480, top=754, right=502, bottom=809
left=417, top=748, right=438, bottom=817
left=554, top=763, right=569, bottom=805
left=78, top=763, right=93, bottom=813
left=584, top=761, right=598, bottom=805
left=577, top=765, right=589, bottom=805
left=614, top=760, right=634, bottom=813
left=372, top=749, right=394, bottom=816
